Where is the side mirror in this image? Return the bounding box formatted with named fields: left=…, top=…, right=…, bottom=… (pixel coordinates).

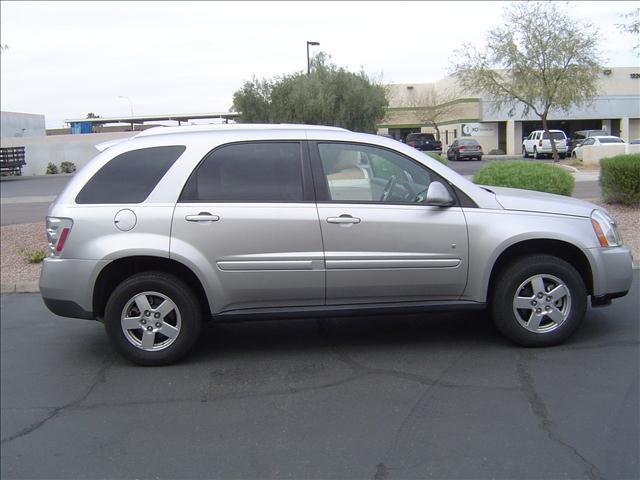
left=425, top=181, right=455, bottom=206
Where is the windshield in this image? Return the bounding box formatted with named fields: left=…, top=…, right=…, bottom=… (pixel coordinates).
left=542, top=132, right=566, bottom=140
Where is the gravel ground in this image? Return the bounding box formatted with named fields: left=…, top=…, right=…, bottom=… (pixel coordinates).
left=0, top=221, right=47, bottom=285
left=0, top=203, right=638, bottom=286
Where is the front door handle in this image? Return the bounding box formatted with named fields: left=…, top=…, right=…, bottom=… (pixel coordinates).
left=185, top=212, right=220, bottom=222
left=327, top=215, right=361, bottom=225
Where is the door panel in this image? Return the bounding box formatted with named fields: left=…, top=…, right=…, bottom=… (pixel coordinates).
left=172, top=203, right=324, bottom=312
left=171, top=141, right=324, bottom=313
left=310, top=141, right=469, bottom=305
left=317, top=203, right=468, bottom=304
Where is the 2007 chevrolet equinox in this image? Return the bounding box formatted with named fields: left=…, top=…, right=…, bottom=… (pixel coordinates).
left=40, top=124, right=633, bottom=365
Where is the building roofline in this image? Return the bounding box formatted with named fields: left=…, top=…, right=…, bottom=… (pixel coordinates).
left=64, top=112, right=242, bottom=125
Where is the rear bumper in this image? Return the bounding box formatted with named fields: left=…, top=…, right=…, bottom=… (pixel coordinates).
left=537, top=147, right=568, bottom=154
left=458, top=151, right=482, bottom=158
left=39, top=257, right=109, bottom=320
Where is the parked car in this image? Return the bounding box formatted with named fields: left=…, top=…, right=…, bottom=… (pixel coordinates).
left=571, top=135, right=626, bottom=160
left=630, top=139, right=640, bottom=145
left=446, top=139, right=483, bottom=161
left=568, top=130, right=608, bottom=155
left=405, top=132, right=442, bottom=152
left=522, top=130, right=568, bottom=159
left=40, top=124, right=633, bottom=365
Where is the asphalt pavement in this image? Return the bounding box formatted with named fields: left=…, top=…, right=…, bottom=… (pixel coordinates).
left=1, top=269, right=638, bottom=479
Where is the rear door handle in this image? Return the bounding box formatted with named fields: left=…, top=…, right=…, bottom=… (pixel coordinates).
left=185, top=212, right=220, bottom=222
left=327, top=215, right=361, bottom=225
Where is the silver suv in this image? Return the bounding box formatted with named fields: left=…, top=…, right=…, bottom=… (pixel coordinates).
left=40, top=124, right=633, bottom=365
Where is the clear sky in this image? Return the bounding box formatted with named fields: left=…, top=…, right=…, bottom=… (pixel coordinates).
left=1, top=1, right=638, bottom=128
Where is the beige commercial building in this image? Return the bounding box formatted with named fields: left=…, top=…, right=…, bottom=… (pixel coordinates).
left=378, top=67, right=640, bottom=155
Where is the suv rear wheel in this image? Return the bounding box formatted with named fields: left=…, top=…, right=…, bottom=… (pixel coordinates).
left=522, top=146, right=528, bottom=158
left=104, top=272, right=203, bottom=366
left=491, top=255, right=587, bottom=347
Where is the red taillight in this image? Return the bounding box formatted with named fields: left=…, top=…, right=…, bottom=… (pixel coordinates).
left=56, top=228, right=70, bottom=252
left=459, top=146, right=465, bottom=150
left=408, top=142, right=416, bottom=147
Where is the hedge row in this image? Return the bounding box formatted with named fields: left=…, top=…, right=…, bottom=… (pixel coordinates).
left=472, top=160, right=574, bottom=196
left=600, top=154, right=640, bottom=205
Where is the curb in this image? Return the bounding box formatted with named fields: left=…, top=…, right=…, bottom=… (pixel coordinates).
left=560, top=164, right=579, bottom=173
left=1, top=282, right=40, bottom=294
left=2, top=265, right=639, bottom=295
left=0, top=173, right=75, bottom=182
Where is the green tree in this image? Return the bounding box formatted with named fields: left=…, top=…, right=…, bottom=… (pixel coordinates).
left=403, top=86, right=461, bottom=141
left=451, top=1, right=603, bottom=161
left=231, top=53, right=388, bottom=133
left=616, top=8, right=640, bottom=56
left=86, top=112, right=101, bottom=119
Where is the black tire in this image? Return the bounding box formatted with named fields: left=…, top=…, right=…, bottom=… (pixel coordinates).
left=533, top=147, right=540, bottom=160
left=455, top=153, right=461, bottom=162
left=490, top=255, right=587, bottom=347
left=522, top=146, right=528, bottom=158
left=104, top=272, right=203, bottom=366
left=559, top=153, right=566, bottom=160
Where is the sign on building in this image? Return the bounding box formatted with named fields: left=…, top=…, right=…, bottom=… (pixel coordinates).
left=461, top=123, right=496, bottom=137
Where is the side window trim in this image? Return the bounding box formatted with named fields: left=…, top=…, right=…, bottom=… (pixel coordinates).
left=308, top=140, right=466, bottom=207
left=177, top=140, right=313, bottom=203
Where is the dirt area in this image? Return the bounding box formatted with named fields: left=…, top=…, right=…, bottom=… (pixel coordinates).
left=0, top=221, right=47, bottom=285
left=1, top=200, right=638, bottom=287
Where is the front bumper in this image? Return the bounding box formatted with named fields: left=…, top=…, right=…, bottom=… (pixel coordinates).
left=589, top=245, right=634, bottom=300
left=39, top=257, right=109, bottom=320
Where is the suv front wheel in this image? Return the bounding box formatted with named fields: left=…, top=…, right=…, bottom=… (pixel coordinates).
left=104, top=272, right=203, bottom=366
left=491, top=255, right=587, bottom=347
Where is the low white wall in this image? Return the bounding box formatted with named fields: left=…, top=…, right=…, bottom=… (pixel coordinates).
left=582, top=144, right=640, bottom=166
left=0, top=132, right=132, bottom=176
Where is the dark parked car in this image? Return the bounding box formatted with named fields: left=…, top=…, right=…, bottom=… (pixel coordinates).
left=405, top=133, right=442, bottom=152
left=447, top=139, right=483, bottom=161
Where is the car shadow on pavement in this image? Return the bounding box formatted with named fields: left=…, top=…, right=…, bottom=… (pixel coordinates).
left=184, top=304, right=635, bottom=364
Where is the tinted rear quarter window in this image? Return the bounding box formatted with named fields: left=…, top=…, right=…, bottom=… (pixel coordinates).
left=598, top=137, right=624, bottom=144
left=180, top=142, right=304, bottom=202
left=76, top=145, right=185, bottom=204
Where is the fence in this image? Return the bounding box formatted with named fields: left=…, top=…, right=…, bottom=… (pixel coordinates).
left=0, top=146, right=26, bottom=176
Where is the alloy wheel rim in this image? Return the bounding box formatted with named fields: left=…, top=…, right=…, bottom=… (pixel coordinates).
left=121, top=291, right=182, bottom=351
left=512, top=274, right=571, bottom=333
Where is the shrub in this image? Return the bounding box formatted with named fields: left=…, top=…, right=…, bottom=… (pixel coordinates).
left=488, top=149, right=505, bottom=155
left=46, top=162, right=59, bottom=175
left=473, top=160, right=574, bottom=196
left=60, top=161, right=76, bottom=173
left=599, top=154, right=640, bottom=205
left=18, top=248, right=47, bottom=264
left=425, top=152, right=448, bottom=165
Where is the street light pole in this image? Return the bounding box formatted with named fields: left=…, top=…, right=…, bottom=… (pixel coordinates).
left=306, top=41, right=320, bottom=75
left=118, top=96, right=134, bottom=131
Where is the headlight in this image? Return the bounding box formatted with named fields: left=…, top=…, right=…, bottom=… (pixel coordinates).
left=590, top=209, right=622, bottom=247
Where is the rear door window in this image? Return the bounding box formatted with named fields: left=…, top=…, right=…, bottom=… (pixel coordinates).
left=180, top=142, right=304, bottom=202
left=75, top=146, right=185, bottom=204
